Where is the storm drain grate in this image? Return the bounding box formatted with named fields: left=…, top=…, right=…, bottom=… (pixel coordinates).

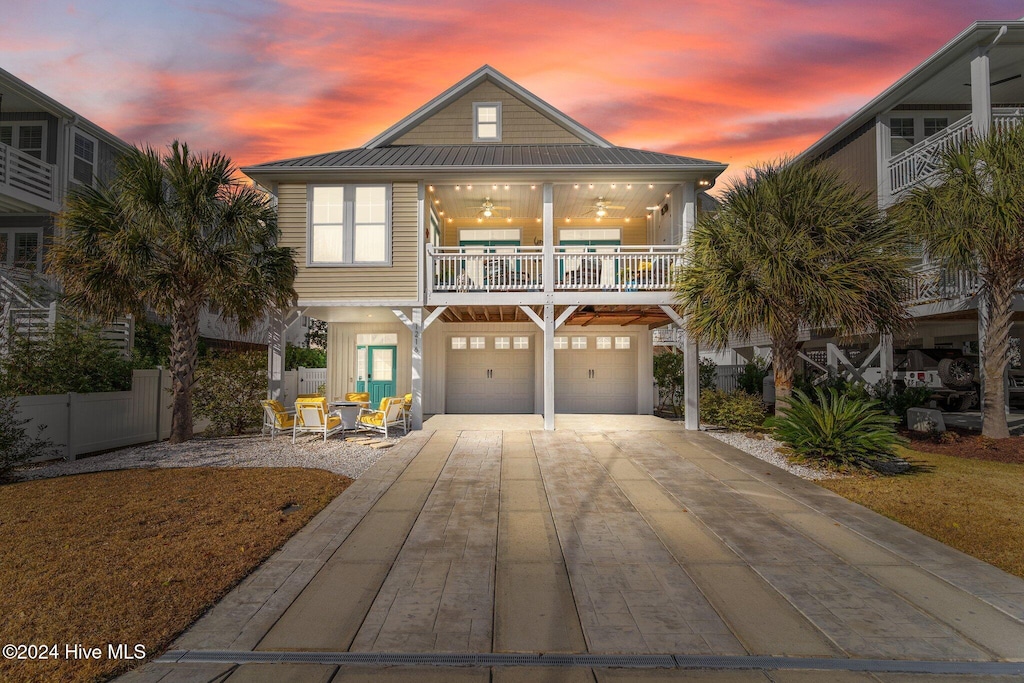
left=156, top=650, right=1024, bottom=676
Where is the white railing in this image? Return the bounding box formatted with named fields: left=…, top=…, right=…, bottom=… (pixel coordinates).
left=888, top=108, right=1024, bottom=197
left=428, top=244, right=683, bottom=293
left=0, top=141, right=57, bottom=206
left=653, top=326, right=684, bottom=349
left=430, top=245, right=544, bottom=292
left=554, top=245, right=682, bottom=291
left=905, top=264, right=980, bottom=306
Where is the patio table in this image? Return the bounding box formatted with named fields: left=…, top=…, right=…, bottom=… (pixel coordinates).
left=329, top=401, right=364, bottom=431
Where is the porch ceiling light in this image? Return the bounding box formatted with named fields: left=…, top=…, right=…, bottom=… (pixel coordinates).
left=596, top=208, right=607, bottom=217
left=484, top=209, right=493, bottom=217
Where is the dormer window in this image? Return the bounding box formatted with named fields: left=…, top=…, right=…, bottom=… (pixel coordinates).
left=474, top=102, right=501, bottom=142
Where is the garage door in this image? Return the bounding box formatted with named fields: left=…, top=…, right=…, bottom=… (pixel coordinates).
left=446, top=334, right=534, bottom=413
left=555, top=334, right=637, bottom=413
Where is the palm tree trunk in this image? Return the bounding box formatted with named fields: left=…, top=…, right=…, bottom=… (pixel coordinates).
left=169, top=297, right=202, bottom=444
left=771, top=329, right=799, bottom=415
left=980, top=276, right=1013, bottom=439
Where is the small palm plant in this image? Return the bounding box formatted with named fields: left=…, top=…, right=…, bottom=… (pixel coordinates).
left=770, top=388, right=903, bottom=472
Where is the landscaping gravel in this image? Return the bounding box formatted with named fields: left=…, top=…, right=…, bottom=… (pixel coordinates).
left=13, top=432, right=400, bottom=482
left=703, top=429, right=839, bottom=480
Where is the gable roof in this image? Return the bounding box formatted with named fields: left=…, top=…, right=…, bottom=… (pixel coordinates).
left=243, top=143, right=725, bottom=175
left=798, top=20, right=1023, bottom=163
left=363, top=65, right=612, bottom=149
left=0, top=66, right=131, bottom=153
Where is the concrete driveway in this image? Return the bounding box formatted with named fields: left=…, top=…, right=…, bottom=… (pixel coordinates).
left=124, top=418, right=1024, bottom=682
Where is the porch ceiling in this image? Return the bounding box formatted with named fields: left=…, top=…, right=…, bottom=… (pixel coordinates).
left=433, top=304, right=673, bottom=328
left=430, top=182, right=674, bottom=223
left=902, top=44, right=1024, bottom=106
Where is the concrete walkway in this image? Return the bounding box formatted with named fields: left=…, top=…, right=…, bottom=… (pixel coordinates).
left=123, top=419, right=1024, bottom=682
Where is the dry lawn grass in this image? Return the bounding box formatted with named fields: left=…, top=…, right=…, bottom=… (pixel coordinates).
left=0, top=467, right=349, bottom=683
left=820, top=448, right=1024, bottom=579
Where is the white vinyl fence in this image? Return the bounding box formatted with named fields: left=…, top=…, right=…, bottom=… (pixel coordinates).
left=13, top=369, right=208, bottom=462
left=281, top=367, right=328, bottom=408
left=715, top=365, right=744, bottom=393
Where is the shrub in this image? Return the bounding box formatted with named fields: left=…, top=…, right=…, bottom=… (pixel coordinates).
left=868, top=380, right=933, bottom=425
left=0, top=320, right=132, bottom=395
left=654, top=352, right=685, bottom=416
left=698, top=357, right=718, bottom=392
left=737, top=356, right=771, bottom=395
left=286, top=344, right=326, bottom=370
left=700, top=389, right=767, bottom=431
left=191, top=351, right=267, bottom=435
left=769, top=387, right=903, bottom=472
left=0, top=395, right=58, bottom=480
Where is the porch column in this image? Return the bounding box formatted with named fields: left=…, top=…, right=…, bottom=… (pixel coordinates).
left=267, top=309, right=286, bottom=400
left=971, top=46, right=992, bottom=139
left=542, top=183, right=554, bottom=294
left=661, top=304, right=699, bottom=430
left=880, top=332, right=894, bottom=381
left=543, top=303, right=555, bottom=430
left=411, top=307, right=424, bottom=430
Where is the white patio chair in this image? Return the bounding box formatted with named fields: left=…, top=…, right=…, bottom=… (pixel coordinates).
left=292, top=397, right=344, bottom=442
left=356, top=396, right=408, bottom=438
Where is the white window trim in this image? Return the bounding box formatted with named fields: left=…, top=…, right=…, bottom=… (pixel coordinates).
left=1, top=120, right=48, bottom=160
left=71, top=128, right=98, bottom=187
left=0, top=227, right=44, bottom=270
left=473, top=101, right=502, bottom=142
left=307, top=183, right=392, bottom=267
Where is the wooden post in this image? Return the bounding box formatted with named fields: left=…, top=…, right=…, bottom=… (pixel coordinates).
left=971, top=46, right=992, bottom=139
left=411, top=307, right=424, bottom=430
left=543, top=303, right=555, bottom=431
left=880, top=333, right=894, bottom=381
left=267, top=309, right=285, bottom=400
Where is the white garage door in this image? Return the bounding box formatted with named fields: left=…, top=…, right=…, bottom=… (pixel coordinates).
left=555, top=334, right=637, bottom=413
left=446, top=334, right=534, bottom=413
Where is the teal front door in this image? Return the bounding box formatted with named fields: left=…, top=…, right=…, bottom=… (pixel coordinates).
left=366, top=345, right=396, bottom=406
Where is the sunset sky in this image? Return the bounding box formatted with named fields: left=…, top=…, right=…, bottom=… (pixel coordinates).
left=3, top=1, right=1022, bottom=188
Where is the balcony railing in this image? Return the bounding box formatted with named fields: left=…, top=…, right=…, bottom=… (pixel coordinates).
left=428, top=244, right=682, bottom=294
left=887, top=108, right=1024, bottom=197
left=0, top=142, right=57, bottom=208
left=905, top=264, right=980, bottom=306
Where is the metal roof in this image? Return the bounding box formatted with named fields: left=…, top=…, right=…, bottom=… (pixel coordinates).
left=243, top=144, right=724, bottom=173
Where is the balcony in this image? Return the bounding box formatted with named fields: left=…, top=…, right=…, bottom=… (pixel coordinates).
left=0, top=142, right=59, bottom=212
left=887, top=108, right=1024, bottom=199
left=905, top=264, right=983, bottom=308
left=427, top=244, right=682, bottom=305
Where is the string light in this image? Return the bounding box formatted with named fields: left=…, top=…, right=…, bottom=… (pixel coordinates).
left=565, top=217, right=572, bottom=223
left=530, top=185, right=536, bottom=190
left=492, top=184, right=498, bottom=190
left=504, top=184, right=509, bottom=190
left=428, top=185, right=434, bottom=192
left=455, top=185, right=461, bottom=190
left=434, top=199, right=440, bottom=204
left=648, top=184, right=654, bottom=189
left=467, top=185, right=473, bottom=190
left=611, top=184, right=616, bottom=189
left=626, top=184, right=632, bottom=189
left=588, top=183, right=594, bottom=189
left=506, top=217, right=512, bottom=223
left=625, top=217, right=631, bottom=223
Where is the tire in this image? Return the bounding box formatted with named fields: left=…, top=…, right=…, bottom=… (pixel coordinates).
left=937, top=358, right=976, bottom=389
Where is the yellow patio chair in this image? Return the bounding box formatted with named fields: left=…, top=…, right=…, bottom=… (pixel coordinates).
left=356, top=396, right=407, bottom=438
left=345, top=391, right=371, bottom=408
left=402, top=393, right=412, bottom=431
left=292, top=397, right=343, bottom=443
left=261, top=399, right=295, bottom=439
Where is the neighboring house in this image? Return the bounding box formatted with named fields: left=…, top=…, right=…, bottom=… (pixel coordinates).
left=0, top=66, right=307, bottom=353
left=731, top=20, right=1024, bottom=391
left=245, top=66, right=725, bottom=429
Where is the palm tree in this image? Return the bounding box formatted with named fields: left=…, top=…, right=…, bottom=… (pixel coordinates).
left=675, top=159, right=910, bottom=413
left=50, top=141, right=296, bottom=443
left=896, top=124, right=1024, bottom=439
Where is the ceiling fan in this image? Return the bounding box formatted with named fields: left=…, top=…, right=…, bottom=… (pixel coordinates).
left=476, top=197, right=511, bottom=218
left=585, top=197, right=626, bottom=218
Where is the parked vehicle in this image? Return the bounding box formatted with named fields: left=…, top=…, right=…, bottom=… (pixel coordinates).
left=863, top=349, right=979, bottom=412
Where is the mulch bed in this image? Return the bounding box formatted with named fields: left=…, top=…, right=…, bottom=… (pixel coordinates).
left=0, top=468, right=349, bottom=683
left=901, top=427, right=1024, bottom=464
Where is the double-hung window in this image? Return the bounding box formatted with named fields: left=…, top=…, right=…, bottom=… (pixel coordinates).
left=0, top=122, right=45, bottom=159
left=0, top=228, right=42, bottom=271
left=889, top=117, right=915, bottom=156
left=309, top=184, right=391, bottom=266
left=73, top=131, right=97, bottom=186
left=474, top=102, right=501, bottom=141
